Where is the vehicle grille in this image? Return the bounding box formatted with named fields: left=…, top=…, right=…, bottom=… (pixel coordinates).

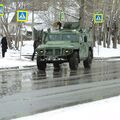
left=45, top=49, right=61, bottom=56
left=55, top=49, right=60, bottom=56
left=46, top=49, right=53, bottom=55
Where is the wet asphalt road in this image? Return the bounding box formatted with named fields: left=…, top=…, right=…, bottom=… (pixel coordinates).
left=0, top=59, right=120, bottom=94
left=1, top=59, right=120, bottom=119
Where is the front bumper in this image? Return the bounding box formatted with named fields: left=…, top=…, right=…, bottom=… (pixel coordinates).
left=38, top=56, right=68, bottom=63
left=37, top=48, right=73, bottom=57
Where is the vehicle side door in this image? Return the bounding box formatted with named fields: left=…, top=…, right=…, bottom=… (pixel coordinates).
left=79, top=34, right=84, bottom=59
left=79, top=34, right=88, bottom=59
left=83, top=35, right=89, bottom=58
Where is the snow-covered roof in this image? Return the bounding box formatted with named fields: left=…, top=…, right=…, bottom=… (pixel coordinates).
left=34, top=23, right=50, bottom=31
left=21, top=23, right=49, bottom=32
left=27, top=11, right=44, bottom=24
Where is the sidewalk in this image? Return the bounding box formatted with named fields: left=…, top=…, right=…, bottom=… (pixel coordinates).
left=0, top=41, right=120, bottom=70
left=0, top=56, right=36, bottom=70
left=0, top=41, right=36, bottom=70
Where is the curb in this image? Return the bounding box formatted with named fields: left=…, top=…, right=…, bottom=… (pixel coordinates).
left=0, top=65, right=36, bottom=72
left=0, top=57, right=120, bottom=71
left=94, top=56, right=120, bottom=60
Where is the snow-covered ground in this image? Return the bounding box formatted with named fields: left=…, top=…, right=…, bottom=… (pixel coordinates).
left=0, top=41, right=120, bottom=69
left=12, top=96, right=120, bottom=120
left=0, top=41, right=36, bottom=69
left=94, top=43, right=120, bottom=58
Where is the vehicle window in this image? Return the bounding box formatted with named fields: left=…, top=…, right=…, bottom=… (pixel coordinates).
left=48, top=34, right=79, bottom=41
left=62, top=34, right=79, bottom=41
left=43, top=33, right=48, bottom=43
left=49, top=34, right=62, bottom=41
left=79, top=36, right=83, bottom=42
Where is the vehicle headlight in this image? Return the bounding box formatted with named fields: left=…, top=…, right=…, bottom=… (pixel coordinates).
left=40, top=50, right=44, bottom=53
left=64, top=49, right=72, bottom=55
left=65, top=49, right=69, bottom=53
left=39, top=49, right=44, bottom=55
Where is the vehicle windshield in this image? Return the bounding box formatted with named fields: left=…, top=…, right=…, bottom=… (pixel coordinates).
left=48, top=34, right=79, bottom=42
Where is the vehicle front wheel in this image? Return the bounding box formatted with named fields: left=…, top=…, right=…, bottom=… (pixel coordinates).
left=37, top=56, right=46, bottom=71
left=69, top=52, right=79, bottom=70
left=83, top=50, right=92, bottom=69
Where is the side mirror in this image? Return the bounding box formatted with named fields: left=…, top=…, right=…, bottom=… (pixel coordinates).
left=47, top=28, right=51, bottom=33
left=84, top=36, right=87, bottom=42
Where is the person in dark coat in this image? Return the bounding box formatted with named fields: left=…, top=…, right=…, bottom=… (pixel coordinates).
left=31, top=37, right=41, bottom=61
left=1, top=36, right=8, bottom=58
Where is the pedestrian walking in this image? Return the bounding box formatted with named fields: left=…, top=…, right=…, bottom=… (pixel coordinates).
left=31, top=29, right=43, bottom=61
left=1, top=36, right=8, bottom=58
left=31, top=37, right=41, bottom=61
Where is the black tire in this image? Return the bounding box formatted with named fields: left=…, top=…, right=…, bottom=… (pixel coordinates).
left=83, top=50, right=92, bottom=69
left=37, top=56, right=46, bottom=70
left=69, top=52, right=79, bottom=70
left=53, top=63, right=60, bottom=71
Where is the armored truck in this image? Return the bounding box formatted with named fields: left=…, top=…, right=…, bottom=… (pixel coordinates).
left=36, top=22, right=93, bottom=70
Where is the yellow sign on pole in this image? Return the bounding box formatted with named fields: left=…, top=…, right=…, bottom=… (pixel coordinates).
left=0, top=4, right=4, bottom=16
left=94, top=13, right=104, bottom=24
left=17, top=10, right=28, bottom=22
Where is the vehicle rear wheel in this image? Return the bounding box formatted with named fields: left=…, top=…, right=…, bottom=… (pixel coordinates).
left=83, top=50, right=92, bottom=68
left=69, top=52, right=79, bottom=70
left=37, top=56, right=46, bottom=70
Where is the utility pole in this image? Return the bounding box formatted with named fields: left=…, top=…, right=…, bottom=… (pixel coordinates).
left=20, top=23, right=23, bottom=59
left=32, top=1, right=34, bottom=41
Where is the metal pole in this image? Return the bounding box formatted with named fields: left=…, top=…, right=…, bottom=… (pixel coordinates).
left=20, top=23, right=22, bottom=59
left=32, top=10, right=34, bottom=41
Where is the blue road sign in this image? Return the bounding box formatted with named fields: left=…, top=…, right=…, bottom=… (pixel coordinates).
left=94, top=13, right=104, bottom=24
left=96, top=15, right=102, bottom=21
left=17, top=10, right=28, bottom=22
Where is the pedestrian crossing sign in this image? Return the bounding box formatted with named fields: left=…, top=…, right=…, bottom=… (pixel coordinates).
left=0, top=4, right=4, bottom=16
left=94, top=13, right=104, bottom=24
left=17, top=10, right=28, bottom=22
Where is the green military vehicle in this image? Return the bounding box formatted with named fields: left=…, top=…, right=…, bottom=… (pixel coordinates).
left=36, top=22, right=93, bottom=71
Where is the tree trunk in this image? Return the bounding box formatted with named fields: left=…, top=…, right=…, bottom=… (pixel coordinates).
left=118, top=32, right=120, bottom=44
left=112, top=34, right=117, bottom=48
left=103, top=32, right=106, bottom=47
left=107, top=30, right=111, bottom=48
left=79, top=0, right=84, bottom=28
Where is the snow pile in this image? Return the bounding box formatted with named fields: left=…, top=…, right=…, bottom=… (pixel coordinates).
left=0, top=41, right=35, bottom=69
left=0, top=57, right=35, bottom=69
left=94, top=44, right=120, bottom=58
left=12, top=96, right=120, bottom=120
